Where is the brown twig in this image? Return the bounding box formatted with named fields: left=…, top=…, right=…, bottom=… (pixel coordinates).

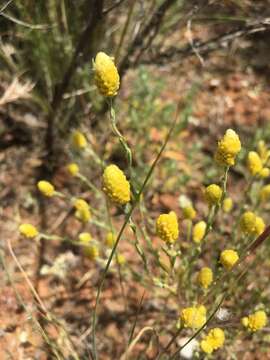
left=102, top=0, right=126, bottom=15
left=140, top=17, right=270, bottom=65
left=118, top=0, right=178, bottom=77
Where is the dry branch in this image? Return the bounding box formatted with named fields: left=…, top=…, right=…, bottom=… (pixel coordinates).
left=140, top=17, right=270, bottom=65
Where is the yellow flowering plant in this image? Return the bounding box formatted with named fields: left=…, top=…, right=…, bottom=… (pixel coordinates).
left=13, top=46, right=270, bottom=360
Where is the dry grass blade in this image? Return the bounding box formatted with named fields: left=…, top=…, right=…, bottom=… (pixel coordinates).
left=0, top=77, right=34, bottom=107
left=120, top=326, right=155, bottom=360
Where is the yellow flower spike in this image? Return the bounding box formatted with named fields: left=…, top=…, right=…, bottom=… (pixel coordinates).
left=93, top=52, right=120, bottom=97
left=156, top=211, right=179, bottom=245
left=260, top=184, right=270, bottom=202
left=201, top=328, right=225, bottom=354
left=259, top=167, right=270, bottom=178
left=247, top=151, right=263, bottom=176
left=222, top=197, right=233, bottom=213
left=198, top=267, right=213, bottom=289
left=220, top=249, right=239, bottom=270
left=19, top=223, right=39, bottom=238
left=192, top=221, right=206, bottom=244
left=183, top=205, right=196, bottom=220
left=73, top=198, right=91, bottom=223
left=180, top=305, right=206, bottom=329
left=102, top=164, right=131, bottom=205
left=205, top=184, right=222, bottom=206
left=71, top=130, right=87, bottom=150
left=105, top=231, right=116, bottom=248
left=84, top=244, right=99, bottom=260
left=67, top=163, right=79, bottom=176
left=37, top=180, right=55, bottom=197
left=215, top=129, right=241, bottom=166
left=239, top=211, right=257, bottom=235
left=79, top=232, right=92, bottom=244
left=241, top=310, right=267, bottom=331
left=254, top=216, right=265, bottom=236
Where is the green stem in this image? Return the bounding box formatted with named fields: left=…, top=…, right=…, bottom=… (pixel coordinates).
left=109, top=99, right=133, bottom=173
left=91, top=102, right=182, bottom=360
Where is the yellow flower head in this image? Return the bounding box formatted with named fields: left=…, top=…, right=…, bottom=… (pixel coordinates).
left=198, top=267, right=213, bottom=289
left=79, top=232, right=92, bottom=244
left=260, top=184, right=270, bottom=202
left=183, top=205, right=196, bottom=220
left=116, top=253, right=126, bottom=266
left=242, top=310, right=267, bottom=331
left=205, top=184, right=222, bottom=206
left=73, top=198, right=91, bottom=223
left=240, top=211, right=257, bottom=234
left=19, top=223, right=39, bottom=238
left=259, top=167, right=270, bottom=178
left=200, top=328, right=225, bottom=354
left=67, top=163, right=79, bottom=176
left=93, top=52, right=120, bottom=97
left=181, top=305, right=206, bottom=329
left=222, top=197, right=233, bottom=213
left=71, top=130, right=87, bottom=150
left=255, top=216, right=265, bottom=236
left=105, top=232, right=116, bottom=248
left=220, top=249, right=239, bottom=270
left=215, top=129, right=241, bottom=166
left=247, top=151, right=263, bottom=176
left=156, top=211, right=179, bottom=244
left=192, top=221, right=206, bottom=244
left=84, top=244, right=99, bottom=260
left=102, top=164, right=130, bottom=205
left=37, top=180, right=55, bottom=197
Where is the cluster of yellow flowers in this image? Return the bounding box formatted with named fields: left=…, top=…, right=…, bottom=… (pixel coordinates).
left=73, top=198, right=91, bottom=223
left=71, top=130, right=87, bottom=150
left=182, top=204, right=196, bottom=220
left=240, top=211, right=265, bottom=236
left=197, top=267, right=213, bottom=289
left=19, top=223, right=39, bottom=238
left=156, top=211, right=179, bottom=244
left=93, top=52, right=120, bottom=97
left=260, top=184, right=270, bottom=202
left=67, top=163, right=79, bottom=176
left=200, top=328, right=225, bottom=354
left=205, top=184, right=223, bottom=206
left=105, top=231, right=116, bottom=248
left=222, top=197, right=233, bottom=213
left=17, top=51, right=270, bottom=357
left=242, top=310, right=267, bottom=331
left=192, top=220, right=206, bottom=243
left=180, top=305, right=207, bottom=329
left=246, top=140, right=270, bottom=178
left=215, top=129, right=241, bottom=166
left=102, top=164, right=131, bottom=205
left=220, top=249, right=239, bottom=270
left=79, top=232, right=99, bottom=260
left=37, top=180, right=55, bottom=197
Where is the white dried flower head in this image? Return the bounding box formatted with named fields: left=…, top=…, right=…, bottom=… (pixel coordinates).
left=178, top=195, right=192, bottom=208
left=216, top=307, right=231, bottom=322
left=40, top=252, right=78, bottom=280
left=178, top=337, right=198, bottom=359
